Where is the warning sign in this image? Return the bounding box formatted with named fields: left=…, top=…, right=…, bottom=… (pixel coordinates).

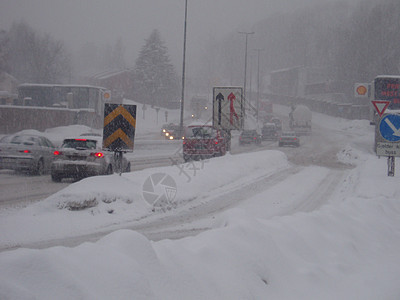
left=103, top=104, right=136, bottom=152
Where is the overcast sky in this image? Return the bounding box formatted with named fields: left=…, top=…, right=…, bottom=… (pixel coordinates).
left=0, top=0, right=362, bottom=69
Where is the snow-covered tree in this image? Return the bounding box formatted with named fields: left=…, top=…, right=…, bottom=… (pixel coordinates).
left=132, top=29, right=179, bottom=107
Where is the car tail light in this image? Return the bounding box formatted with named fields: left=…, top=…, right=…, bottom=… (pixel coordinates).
left=20, top=149, right=31, bottom=153
left=254, top=137, right=257, bottom=140
left=91, top=152, right=104, bottom=158
left=54, top=150, right=62, bottom=155
left=215, top=140, right=219, bottom=145
left=75, top=138, right=87, bottom=141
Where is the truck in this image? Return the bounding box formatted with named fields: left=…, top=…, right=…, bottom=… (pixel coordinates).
left=289, top=105, right=312, bottom=135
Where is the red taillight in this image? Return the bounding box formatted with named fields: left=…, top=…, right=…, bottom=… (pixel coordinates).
left=75, top=138, right=87, bottom=141
left=254, top=137, right=257, bottom=140
left=183, top=141, right=186, bottom=145
left=20, top=149, right=31, bottom=153
left=91, top=152, right=104, bottom=158
left=293, top=138, right=297, bottom=140
left=54, top=150, right=61, bottom=155
left=215, top=141, right=218, bottom=145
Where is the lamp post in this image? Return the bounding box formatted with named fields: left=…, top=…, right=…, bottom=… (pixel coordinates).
left=179, top=0, right=188, bottom=138
left=238, top=31, right=254, bottom=114
left=253, top=48, right=264, bottom=122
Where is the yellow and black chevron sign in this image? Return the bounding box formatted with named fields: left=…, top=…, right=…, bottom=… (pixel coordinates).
left=102, top=104, right=136, bottom=151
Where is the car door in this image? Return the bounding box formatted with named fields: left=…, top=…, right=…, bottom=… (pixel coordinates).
left=39, top=136, right=55, bottom=169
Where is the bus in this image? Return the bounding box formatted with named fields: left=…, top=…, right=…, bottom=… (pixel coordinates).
left=0, top=84, right=111, bottom=133
left=17, top=84, right=110, bottom=116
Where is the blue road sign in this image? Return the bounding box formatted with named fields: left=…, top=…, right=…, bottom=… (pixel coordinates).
left=379, top=114, right=400, bottom=142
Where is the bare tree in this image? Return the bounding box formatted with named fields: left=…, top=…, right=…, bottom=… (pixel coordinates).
left=5, top=21, right=71, bottom=83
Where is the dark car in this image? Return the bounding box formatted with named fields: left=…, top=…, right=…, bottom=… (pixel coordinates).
left=183, top=125, right=227, bottom=161
left=239, top=130, right=262, bottom=145
left=278, top=131, right=300, bottom=147
left=262, top=123, right=278, bottom=141
left=0, top=133, right=55, bottom=174
left=50, top=136, right=130, bottom=182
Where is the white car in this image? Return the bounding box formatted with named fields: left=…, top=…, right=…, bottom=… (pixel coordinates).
left=0, top=133, right=55, bottom=175
left=50, top=136, right=131, bottom=182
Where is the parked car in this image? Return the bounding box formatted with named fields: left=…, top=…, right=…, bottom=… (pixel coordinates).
left=262, top=123, right=278, bottom=141
left=183, top=125, right=227, bottom=161
left=50, top=136, right=131, bottom=182
left=278, top=131, right=300, bottom=147
left=0, top=133, right=55, bottom=174
left=239, top=130, right=262, bottom=145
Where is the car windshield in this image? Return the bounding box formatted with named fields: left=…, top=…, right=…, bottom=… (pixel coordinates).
left=186, top=127, right=216, bottom=138
left=242, top=131, right=256, bottom=136
left=281, top=132, right=296, bottom=137
left=62, top=139, right=97, bottom=149
left=10, top=135, right=38, bottom=145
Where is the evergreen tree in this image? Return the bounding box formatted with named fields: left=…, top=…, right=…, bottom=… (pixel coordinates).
left=133, top=29, right=179, bottom=107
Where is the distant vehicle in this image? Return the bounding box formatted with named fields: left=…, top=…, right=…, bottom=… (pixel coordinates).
left=259, top=99, right=273, bottom=122
left=50, top=136, right=130, bottom=182
left=161, top=123, right=182, bottom=140
left=239, top=130, right=262, bottom=145
left=278, top=131, right=300, bottom=147
left=0, top=133, right=55, bottom=175
left=270, top=117, right=282, bottom=131
left=261, top=123, right=278, bottom=141
left=289, top=105, right=312, bottom=135
left=183, top=125, right=227, bottom=161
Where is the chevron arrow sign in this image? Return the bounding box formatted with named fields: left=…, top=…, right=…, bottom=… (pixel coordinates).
left=102, top=104, right=136, bottom=152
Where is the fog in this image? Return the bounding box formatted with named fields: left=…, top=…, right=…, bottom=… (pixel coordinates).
left=0, top=0, right=363, bottom=72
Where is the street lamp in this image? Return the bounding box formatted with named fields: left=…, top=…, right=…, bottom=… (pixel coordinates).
left=179, top=0, right=188, bottom=138
left=238, top=31, right=254, bottom=112
left=253, top=48, right=264, bottom=122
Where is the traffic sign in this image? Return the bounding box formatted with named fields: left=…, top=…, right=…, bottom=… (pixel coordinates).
left=103, top=104, right=136, bottom=152
left=379, top=114, right=400, bottom=142
left=371, top=100, right=390, bottom=117
left=213, top=87, right=243, bottom=130
left=354, top=83, right=368, bottom=97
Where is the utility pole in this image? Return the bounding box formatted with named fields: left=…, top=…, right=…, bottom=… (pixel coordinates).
left=179, top=0, right=188, bottom=138
left=238, top=31, right=254, bottom=117
left=254, top=48, right=264, bottom=122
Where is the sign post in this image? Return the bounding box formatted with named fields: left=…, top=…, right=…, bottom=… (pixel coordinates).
left=375, top=113, right=400, bottom=176
left=213, top=87, right=244, bottom=152
left=103, top=104, right=136, bottom=175
left=212, top=87, right=243, bottom=131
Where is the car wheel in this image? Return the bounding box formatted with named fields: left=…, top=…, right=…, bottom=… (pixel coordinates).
left=51, top=173, right=62, bottom=182
left=125, top=162, right=131, bottom=173
left=35, top=159, right=44, bottom=175
left=106, top=165, right=113, bottom=175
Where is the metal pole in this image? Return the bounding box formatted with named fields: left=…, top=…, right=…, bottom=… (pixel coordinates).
left=254, top=49, right=264, bottom=123
left=179, top=0, right=188, bottom=138
left=238, top=31, right=254, bottom=113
